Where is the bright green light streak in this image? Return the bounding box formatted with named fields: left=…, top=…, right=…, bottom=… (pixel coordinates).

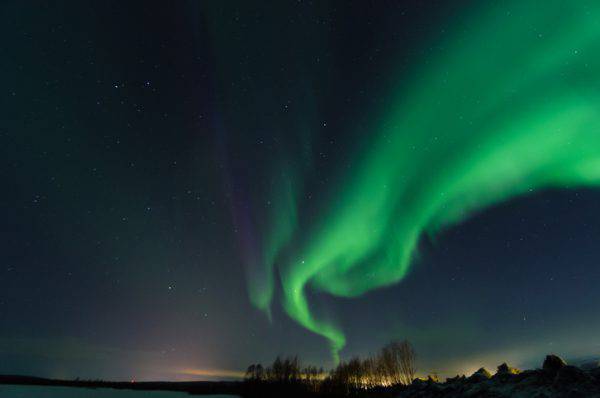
left=254, top=1, right=600, bottom=359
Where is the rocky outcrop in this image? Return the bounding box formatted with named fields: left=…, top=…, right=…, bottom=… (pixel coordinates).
left=469, top=367, right=492, bottom=382
left=496, top=363, right=520, bottom=376
left=396, top=354, right=600, bottom=398
left=426, top=374, right=440, bottom=383
left=543, top=355, right=567, bottom=375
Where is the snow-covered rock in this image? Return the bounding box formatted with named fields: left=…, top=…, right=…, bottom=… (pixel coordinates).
left=469, top=367, right=492, bottom=382
left=395, top=354, right=600, bottom=398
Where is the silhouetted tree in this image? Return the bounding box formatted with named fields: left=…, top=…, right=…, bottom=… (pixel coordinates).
left=376, top=340, right=416, bottom=385
left=255, top=364, right=264, bottom=381
left=244, top=363, right=265, bottom=382
left=395, top=340, right=417, bottom=385
left=243, top=339, right=416, bottom=396
left=245, top=364, right=256, bottom=381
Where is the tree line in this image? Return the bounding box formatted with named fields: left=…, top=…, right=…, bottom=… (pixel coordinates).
left=244, top=340, right=416, bottom=397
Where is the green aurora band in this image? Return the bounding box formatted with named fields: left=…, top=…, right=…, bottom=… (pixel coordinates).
left=248, top=0, right=600, bottom=361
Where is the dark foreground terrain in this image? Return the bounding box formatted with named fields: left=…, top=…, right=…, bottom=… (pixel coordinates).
left=2, top=355, right=600, bottom=397
left=397, top=355, right=600, bottom=398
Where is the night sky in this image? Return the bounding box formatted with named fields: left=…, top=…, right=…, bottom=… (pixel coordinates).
left=3, top=0, right=600, bottom=382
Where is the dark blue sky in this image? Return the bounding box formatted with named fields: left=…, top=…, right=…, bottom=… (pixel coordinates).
left=2, top=0, right=600, bottom=381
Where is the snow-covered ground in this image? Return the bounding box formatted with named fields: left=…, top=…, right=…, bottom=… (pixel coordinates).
left=398, top=355, right=600, bottom=398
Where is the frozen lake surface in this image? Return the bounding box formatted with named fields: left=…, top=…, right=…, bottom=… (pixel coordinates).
left=0, top=385, right=239, bottom=398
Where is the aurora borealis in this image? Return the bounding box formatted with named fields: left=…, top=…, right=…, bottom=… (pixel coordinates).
left=237, top=0, right=600, bottom=360
left=4, top=0, right=600, bottom=382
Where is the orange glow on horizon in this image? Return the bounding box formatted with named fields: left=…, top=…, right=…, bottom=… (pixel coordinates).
left=179, top=368, right=245, bottom=379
